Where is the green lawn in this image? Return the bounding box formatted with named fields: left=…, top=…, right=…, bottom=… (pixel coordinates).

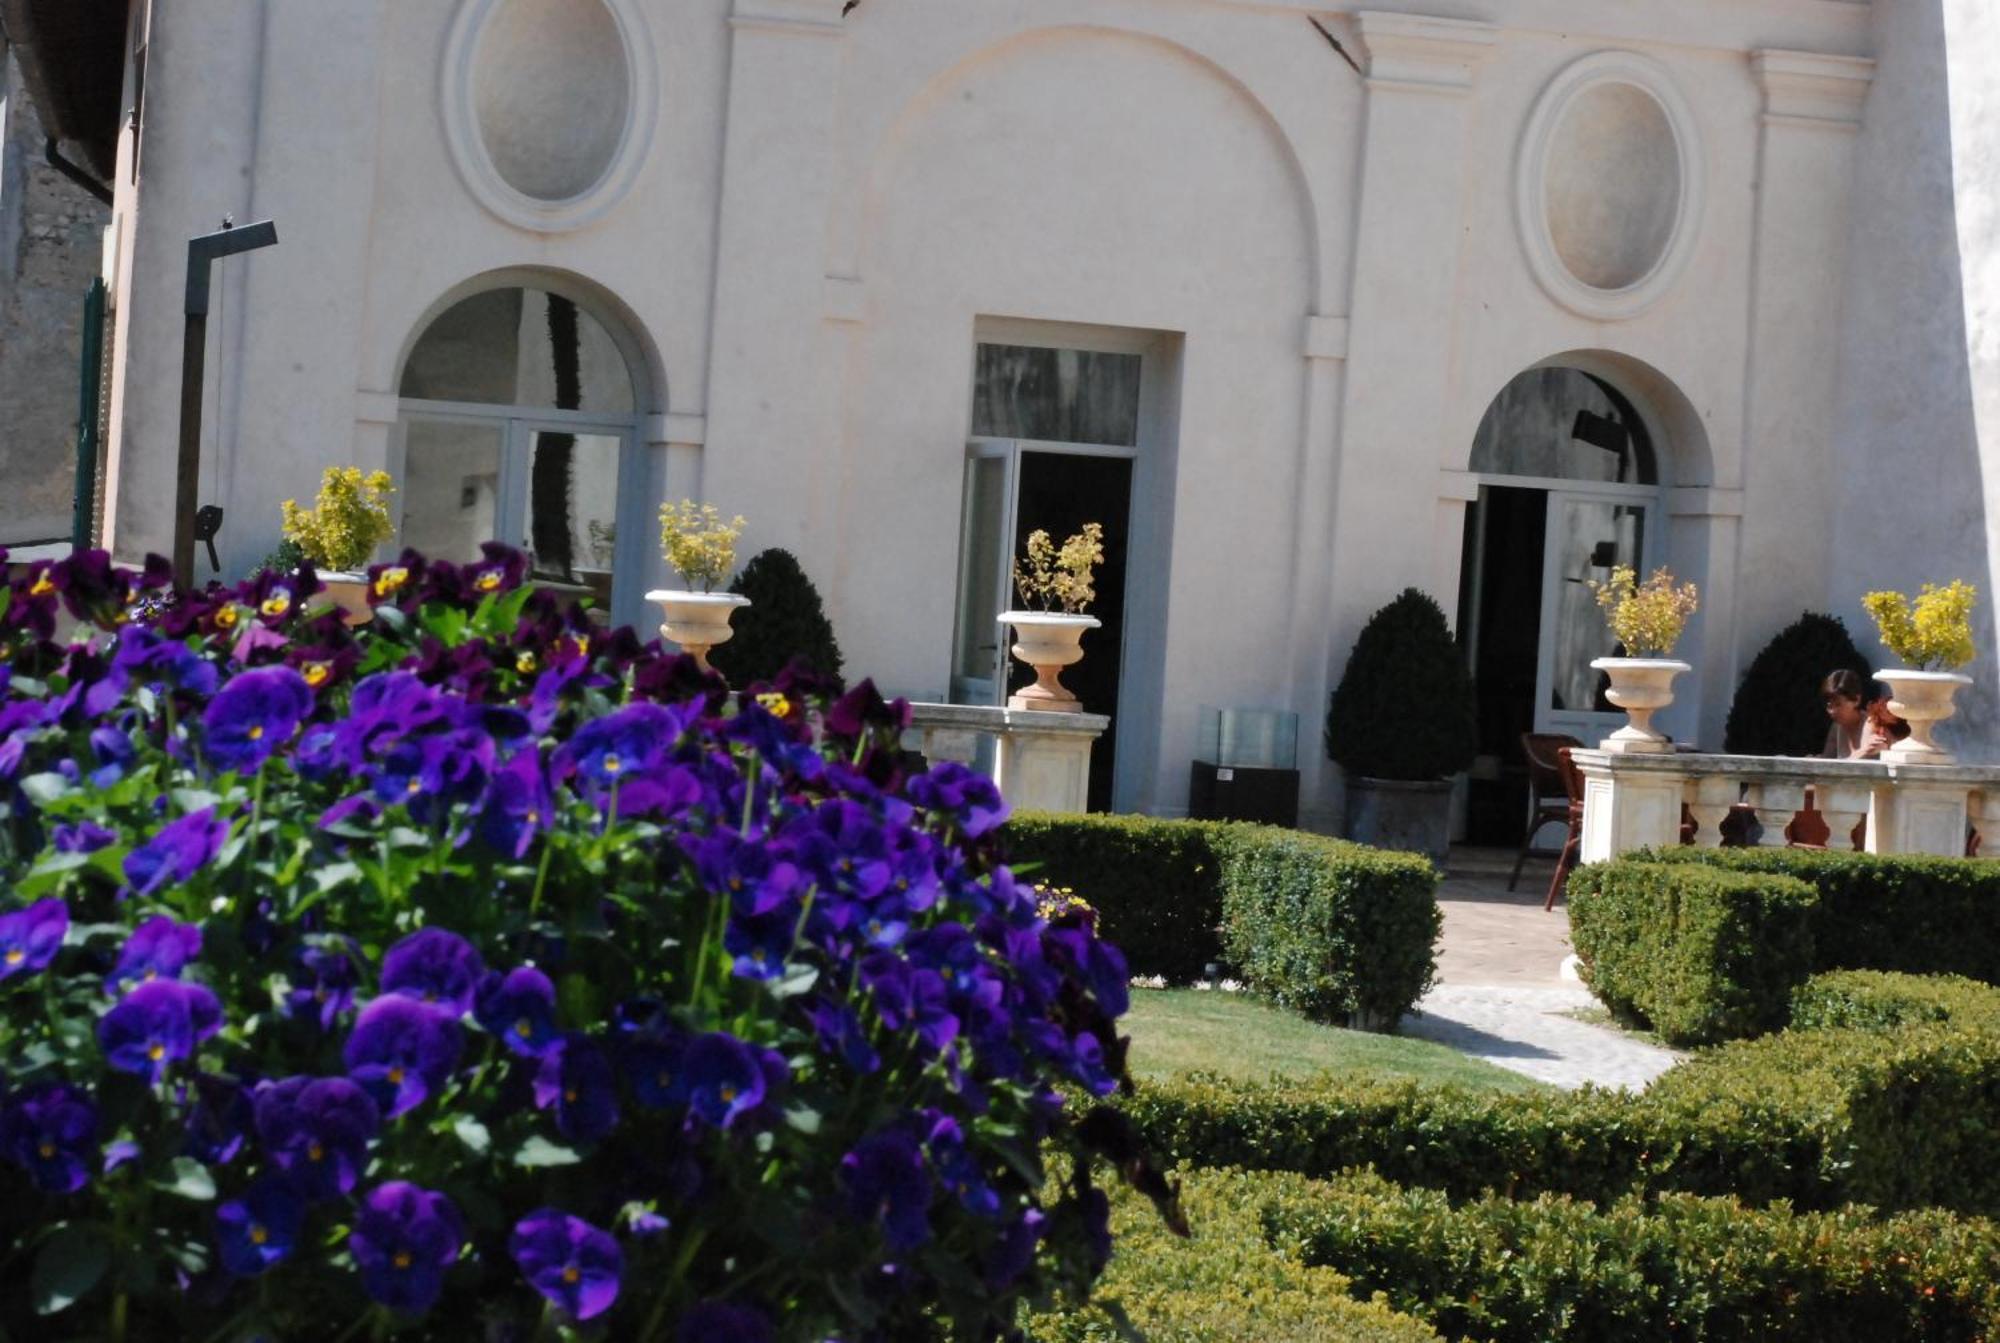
left=1124, top=989, right=1546, bottom=1092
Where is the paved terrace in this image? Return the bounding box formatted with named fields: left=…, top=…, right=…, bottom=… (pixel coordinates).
left=1399, top=848, right=1683, bottom=1091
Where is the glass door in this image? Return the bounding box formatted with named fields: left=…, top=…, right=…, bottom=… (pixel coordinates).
left=515, top=422, right=634, bottom=626
left=397, top=416, right=508, bottom=569
left=1536, top=490, right=1652, bottom=742
left=949, top=446, right=1018, bottom=706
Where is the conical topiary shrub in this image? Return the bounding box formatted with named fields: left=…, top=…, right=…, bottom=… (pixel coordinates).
left=707, top=547, right=845, bottom=688
left=1326, top=589, right=1478, bottom=782
left=1724, top=612, right=1870, bottom=756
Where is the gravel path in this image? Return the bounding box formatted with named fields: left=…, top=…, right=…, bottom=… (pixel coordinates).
left=1398, top=983, right=1684, bottom=1091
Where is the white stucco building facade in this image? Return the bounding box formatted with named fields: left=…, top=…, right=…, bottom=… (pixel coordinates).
left=37, top=0, right=2000, bottom=827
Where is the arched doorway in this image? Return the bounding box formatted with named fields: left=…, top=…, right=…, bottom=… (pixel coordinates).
left=1456, top=366, right=1665, bottom=843
left=394, top=286, right=647, bottom=628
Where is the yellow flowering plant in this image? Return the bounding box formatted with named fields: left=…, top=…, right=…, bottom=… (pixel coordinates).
left=1862, top=580, right=1978, bottom=671
left=1588, top=565, right=1699, bottom=658
left=658, top=500, right=746, bottom=592
left=1013, top=522, right=1105, bottom=615
left=280, top=467, right=396, bottom=573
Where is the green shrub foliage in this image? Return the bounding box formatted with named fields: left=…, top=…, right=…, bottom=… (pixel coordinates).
left=1266, top=1170, right=2000, bottom=1343
left=1636, top=847, right=2000, bottom=984
left=1025, top=1167, right=1442, bottom=1343
left=1125, top=972, right=2000, bottom=1215
left=1324, top=590, right=1476, bottom=782
left=1790, top=968, right=2000, bottom=1033
left=1005, top=814, right=1441, bottom=1029
left=707, top=546, right=845, bottom=687
left=1568, top=861, right=1818, bottom=1044
left=1723, top=612, right=1871, bottom=755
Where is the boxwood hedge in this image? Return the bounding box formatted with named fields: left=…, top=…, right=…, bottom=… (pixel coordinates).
left=1024, top=1167, right=1442, bottom=1342
left=1004, top=814, right=1441, bottom=1029
left=1124, top=973, right=2000, bottom=1216
left=1567, top=860, right=1818, bottom=1045
left=1637, top=846, right=2000, bottom=983
left=1265, top=1169, right=2000, bottom=1343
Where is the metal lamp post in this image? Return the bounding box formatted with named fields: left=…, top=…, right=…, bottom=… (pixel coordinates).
left=173, top=219, right=278, bottom=583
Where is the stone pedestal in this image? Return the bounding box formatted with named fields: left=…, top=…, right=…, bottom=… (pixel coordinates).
left=906, top=703, right=1109, bottom=816
left=1867, top=775, right=1972, bottom=857
left=1575, top=752, right=1684, bottom=863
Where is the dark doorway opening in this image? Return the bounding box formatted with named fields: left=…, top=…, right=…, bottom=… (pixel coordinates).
left=1458, top=485, right=1546, bottom=845
left=1013, top=451, right=1132, bottom=812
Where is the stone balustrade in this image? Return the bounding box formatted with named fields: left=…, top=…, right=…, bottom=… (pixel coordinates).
left=1574, top=749, right=2000, bottom=863
left=905, top=703, right=1108, bottom=815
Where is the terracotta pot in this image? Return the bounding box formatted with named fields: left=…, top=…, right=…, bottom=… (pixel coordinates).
left=317, top=572, right=374, bottom=627
left=1589, top=657, right=1691, bottom=754
left=1876, top=668, right=1975, bottom=764
left=999, top=612, right=1100, bottom=713
left=647, top=590, right=750, bottom=670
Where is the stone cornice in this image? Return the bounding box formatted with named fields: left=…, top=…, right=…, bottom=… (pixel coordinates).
left=1353, top=12, right=1500, bottom=93
left=1752, top=49, right=1876, bottom=127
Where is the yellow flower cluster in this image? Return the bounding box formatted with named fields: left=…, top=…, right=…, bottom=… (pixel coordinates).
left=658, top=500, right=745, bottom=593
left=1033, top=883, right=1094, bottom=924
left=1588, top=565, right=1699, bottom=658
left=1862, top=580, right=1978, bottom=671
left=280, top=467, right=396, bottom=573
left=1013, top=522, right=1106, bottom=615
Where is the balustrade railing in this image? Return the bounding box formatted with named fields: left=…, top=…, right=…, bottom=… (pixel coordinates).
left=1574, top=750, right=2000, bottom=864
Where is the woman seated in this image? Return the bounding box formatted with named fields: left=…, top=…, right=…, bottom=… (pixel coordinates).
left=1822, top=670, right=1908, bottom=759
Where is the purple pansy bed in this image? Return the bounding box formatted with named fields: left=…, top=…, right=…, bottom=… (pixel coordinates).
left=0, top=546, right=1173, bottom=1340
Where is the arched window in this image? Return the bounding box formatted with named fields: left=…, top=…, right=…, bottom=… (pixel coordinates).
left=394, top=287, right=643, bottom=623
left=1468, top=367, right=1657, bottom=486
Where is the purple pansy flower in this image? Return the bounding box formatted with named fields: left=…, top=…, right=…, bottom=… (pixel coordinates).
left=202, top=665, right=312, bottom=774
left=98, top=979, right=224, bottom=1083
left=477, top=751, right=554, bottom=860
left=474, top=967, right=560, bottom=1058
left=926, top=1114, right=1000, bottom=1217
left=0, top=1082, right=98, bottom=1193
left=285, top=943, right=361, bottom=1031
left=185, top=1074, right=253, bottom=1166
left=985, top=1208, right=1048, bottom=1291
left=840, top=1127, right=934, bottom=1251
left=216, top=1178, right=305, bottom=1277
left=88, top=724, right=135, bottom=787
left=123, top=807, right=229, bottom=898
left=682, top=1033, right=776, bottom=1131
left=550, top=701, right=690, bottom=790
left=0, top=898, right=68, bottom=981
left=109, top=915, right=203, bottom=989
left=533, top=1036, right=621, bottom=1144
left=344, top=996, right=464, bottom=1118
left=254, top=1075, right=380, bottom=1200
left=620, top=1029, right=690, bottom=1111
left=380, top=928, right=484, bottom=1016
left=510, top=1208, right=623, bottom=1321
left=350, top=1182, right=463, bottom=1315
left=51, top=821, right=117, bottom=854
left=906, top=761, right=1009, bottom=837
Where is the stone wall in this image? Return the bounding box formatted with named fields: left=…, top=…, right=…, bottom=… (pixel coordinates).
left=0, top=49, right=109, bottom=549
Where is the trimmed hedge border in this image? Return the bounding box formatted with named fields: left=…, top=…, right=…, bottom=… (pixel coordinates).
left=1005, top=814, right=1441, bottom=1029
left=1638, top=846, right=2000, bottom=983
left=1266, top=1169, right=2000, bottom=1343
left=1568, top=860, right=1818, bottom=1044
left=1124, top=973, right=2000, bottom=1216
left=1024, top=1167, right=1442, bottom=1342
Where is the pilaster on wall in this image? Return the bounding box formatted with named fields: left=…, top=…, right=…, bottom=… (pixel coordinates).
left=1325, top=13, right=1497, bottom=646
left=1732, top=49, right=1874, bottom=667
left=701, top=0, right=849, bottom=574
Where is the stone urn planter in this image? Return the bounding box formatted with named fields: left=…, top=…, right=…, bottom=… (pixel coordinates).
left=1590, top=657, right=1691, bottom=753
left=317, top=572, right=374, bottom=627
left=1876, top=668, right=1975, bottom=764
left=1000, top=611, right=1100, bottom=713
left=648, top=590, right=750, bottom=670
